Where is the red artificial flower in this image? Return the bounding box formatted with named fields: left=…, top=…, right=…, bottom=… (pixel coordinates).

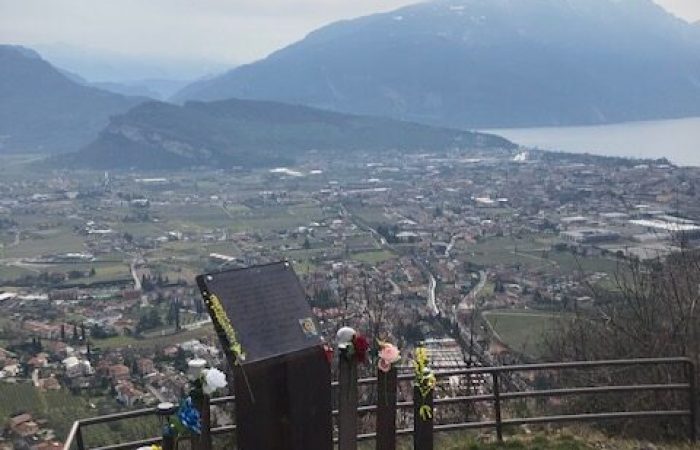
left=323, top=344, right=334, bottom=365
left=352, top=334, right=370, bottom=364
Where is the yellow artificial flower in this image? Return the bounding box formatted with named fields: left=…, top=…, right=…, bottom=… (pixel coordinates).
left=207, top=294, right=245, bottom=363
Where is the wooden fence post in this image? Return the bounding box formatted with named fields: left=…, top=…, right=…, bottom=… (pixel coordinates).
left=687, top=360, right=697, bottom=443
left=192, top=394, right=212, bottom=450
left=338, top=344, right=358, bottom=450
left=376, top=367, right=397, bottom=450
left=162, top=433, right=175, bottom=450
left=492, top=372, right=503, bottom=443
left=157, top=402, right=177, bottom=450
left=75, top=426, right=85, bottom=450
left=413, top=386, right=433, bottom=450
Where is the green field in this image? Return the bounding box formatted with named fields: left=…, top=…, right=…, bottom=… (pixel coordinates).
left=483, top=309, right=568, bottom=358
left=351, top=249, right=395, bottom=265
left=2, top=228, right=86, bottom=259
left=0, top=264, right=35, bottom=282
left=157, top=203, right=323, bottom=234
left=0, top=260, right=132, bottom=286
left=94, top=325, right=215, bottom=350
left=346, top=205, right=390, bottom=225
left=459, top=235, right=621, bottom=275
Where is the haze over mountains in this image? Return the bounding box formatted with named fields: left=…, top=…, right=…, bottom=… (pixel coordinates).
left=0, top=43, right=510, bottom=168
left=4, top=0, right=700, bottom=164
left=64, top=98, right=513, bottom=170
left=174, top=0, right=700, bottom=129
left=0, top=45, right=143, bottom=153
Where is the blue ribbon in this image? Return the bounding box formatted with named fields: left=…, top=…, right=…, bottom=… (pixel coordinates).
left=177, top=397, right=202, bottom=435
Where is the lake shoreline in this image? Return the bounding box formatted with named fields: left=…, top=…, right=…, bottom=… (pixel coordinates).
left=481, top=116, right=700, bottom=167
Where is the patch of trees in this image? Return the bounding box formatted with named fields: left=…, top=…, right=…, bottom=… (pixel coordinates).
left=376, top=224, right=400, bottom=244
left=136, top=308, right=163, bottom=334
left=308, top=288, right=337, bottom=308
left=90, top=323, right=117, bottom=339
left=546, top=247, right=700, bottom=439
left=395, top=320, right=425, bottom=345
left=140, top=273, right=170, bottom=292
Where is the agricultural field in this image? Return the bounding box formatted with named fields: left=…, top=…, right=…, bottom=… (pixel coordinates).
left=151, top=202, right=325, bottom=235
left=458, top=234, right=622, bottom=276
left=483, top=309, right=569, bottom=358
left=2, top=227, right=87, bottom=259
left=351, top=249, right=396, bottom=265
left=93, top=324, right=215, bottom=350
left=0, top=264, right=35, bottom=283
left=345, top=205, right=391, bottom=225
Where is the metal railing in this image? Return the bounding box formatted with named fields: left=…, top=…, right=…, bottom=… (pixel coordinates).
left=64, top=357, right=697, bottom=450
left=335, top=356, right=697, bottom=449
left=64, top=396, right=236, bottom=450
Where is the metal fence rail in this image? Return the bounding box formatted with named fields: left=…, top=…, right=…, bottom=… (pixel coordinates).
left=63, top=357, right=697, bottom=450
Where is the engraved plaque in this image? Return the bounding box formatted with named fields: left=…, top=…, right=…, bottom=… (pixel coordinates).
left=196, top=261, right=332, bottom=450
left=196, top=261, right=322, bottom=363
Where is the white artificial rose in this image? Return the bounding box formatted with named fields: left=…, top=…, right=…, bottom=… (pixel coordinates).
left=336, top=326, right=356, bottom=344
left=202, top=368, right=227, bottom=395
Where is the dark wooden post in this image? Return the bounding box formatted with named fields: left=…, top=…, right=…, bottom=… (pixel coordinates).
left=192, top=394, right=212, bottom=450
left=157, top=402, right=178, bottom=450
left=338, top=344, right=358, bottom=450
left=492, top=372, right=503, bottom=443
left=75, top=426, right=85, bottom=450
left=376, top=367, right=397, bottom=450
left=413, top=386, right=433, bottom=450
left=687, top=360, right=697, bottom=443
left=162, top=434, right=175, bottom=450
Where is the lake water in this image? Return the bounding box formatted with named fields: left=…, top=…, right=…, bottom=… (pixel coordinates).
left=482, top=117, right=700, bottom=167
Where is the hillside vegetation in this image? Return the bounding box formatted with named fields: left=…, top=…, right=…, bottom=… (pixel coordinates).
left=63, top=98, right=514, bottom=169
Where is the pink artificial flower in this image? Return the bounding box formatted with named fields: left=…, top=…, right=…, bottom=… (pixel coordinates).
left=378, top=358, right=392, bottom=373
left=379, top=343, right=401, bottom=364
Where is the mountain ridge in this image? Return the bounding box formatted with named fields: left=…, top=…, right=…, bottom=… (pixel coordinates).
left=62, top=97, right=515, bottom=170
left=173, top=0, right=700, bottom=129
left=0, top=45, right=145, bottom=153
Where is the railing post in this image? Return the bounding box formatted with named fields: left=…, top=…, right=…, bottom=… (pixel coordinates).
left=163, top=433, right=175, bottom=450
left=376, top=367, right=397, bottom=450
left=75, top=425, right=85, bottom=450
left=413, top=386, right=433, bottom=450
left=492, top=371, right=503, bottom=443
left=687, top=360, right=697, bottom=443
left=192, top=394, right=212, bottom=450
left=338, top=344, right=358, bottom=450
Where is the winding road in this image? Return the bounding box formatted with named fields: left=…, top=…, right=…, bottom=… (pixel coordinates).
left=427, top=274, right=440, bottom=316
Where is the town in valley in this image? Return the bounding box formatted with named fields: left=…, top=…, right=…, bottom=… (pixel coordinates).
left=1, top=148, right=698, bottom=447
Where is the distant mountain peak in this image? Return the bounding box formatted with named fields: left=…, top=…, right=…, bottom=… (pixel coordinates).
left=173, top=0, right=700, bottom=128
left=0, top=45, right=144, bottom=153
left=1, top=44, right=43, bottom=60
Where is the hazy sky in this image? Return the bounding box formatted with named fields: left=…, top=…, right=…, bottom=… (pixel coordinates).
left=1, top=0, right=699, bottom=69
